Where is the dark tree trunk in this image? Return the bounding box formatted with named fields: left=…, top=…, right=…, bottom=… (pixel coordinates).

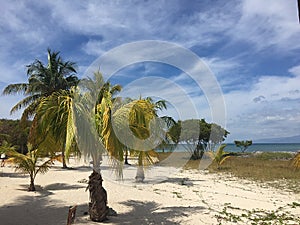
left=124, top=150, right=130, bottom=165
left=191, top=142, right=204, bottom=160
left=62, top=150, right=68, bottom=169
left=28, top=176, right=35, bottom=191
left=88, top=170, right=108, bottom=222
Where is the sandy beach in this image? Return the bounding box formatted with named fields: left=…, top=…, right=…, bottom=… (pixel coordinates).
left=0, top=158, right=299, bottom=225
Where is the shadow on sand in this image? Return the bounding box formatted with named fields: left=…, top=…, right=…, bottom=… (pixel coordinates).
left=0, top=193, right=88, bottom=225
left=16, top=182, right=86, bottom=197
left=76, top=200, right=206, bottom=225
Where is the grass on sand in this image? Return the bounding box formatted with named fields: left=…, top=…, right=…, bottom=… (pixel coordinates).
left=157, top=151, right=300, bottom=193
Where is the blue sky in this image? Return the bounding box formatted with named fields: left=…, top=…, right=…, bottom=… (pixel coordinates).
left=0, top=0, right=300, bottom=142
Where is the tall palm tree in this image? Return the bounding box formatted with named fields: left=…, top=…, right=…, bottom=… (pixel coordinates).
left=3, top=49, right=79, bottom=168
left=36, top=72, right=119, bottom=221
left=2, top=48, right=78, bottom=121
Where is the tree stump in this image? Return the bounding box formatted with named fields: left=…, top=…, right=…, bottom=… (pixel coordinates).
left=88, top=170, right=109, bottom=222
left=67, top=205, right=77, bottom=225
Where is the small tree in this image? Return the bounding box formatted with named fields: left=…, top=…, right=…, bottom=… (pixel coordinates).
left=179, top=119, right=229, bottom=160
left=208, top=144, right=236, bottom=169
left=4, top=144, right=53, bottom=191
left=234, top=140, right=252, bottom=152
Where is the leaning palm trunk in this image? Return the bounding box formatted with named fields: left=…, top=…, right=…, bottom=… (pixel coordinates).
left=88, top=170, right=108, bottom=222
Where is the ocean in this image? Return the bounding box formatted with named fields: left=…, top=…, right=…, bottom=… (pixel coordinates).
left=157, top=143, right=300, bottom=153
left=224, top=143, right=300, bottom=153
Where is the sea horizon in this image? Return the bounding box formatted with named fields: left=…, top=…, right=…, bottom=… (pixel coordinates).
left=157, top=143, right=300, bottom=153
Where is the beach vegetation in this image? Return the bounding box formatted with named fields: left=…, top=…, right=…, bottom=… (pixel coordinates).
left=4, top=144, right=54, bottom=191
left=0, top=119, right=31, bottom=154
left=2, top=49, right=79, bottom=168
left=234, top=140, right=252, bottom=152
left=208, top=152, right=300, bottom=193
left=208, top=144, right=236, bottom=169
left=177, top=119, right=229, bottom=160
left=292, top=152, right=300, bottom=169
left=103, top=98, right=164, bottom=182
left=216, top=203, right=300, bottom=224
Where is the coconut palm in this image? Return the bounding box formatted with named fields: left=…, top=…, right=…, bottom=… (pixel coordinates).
left=4, top=144, right=53, bottom=191
left=34, top=89, right=81, bottom=168
left=2, top=48, right=78, bottom=121
left=104, top=99, right=164, bottom=182
left=2, top=49, right=78, bottom=168
left=35, top=72, right=116, bottom=221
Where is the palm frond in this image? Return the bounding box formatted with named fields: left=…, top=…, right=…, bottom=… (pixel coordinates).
left=36, top=159, right=54, bottom=175
left=2, top=83, right=29, bottom=95
left=292, top=152, right=300, bottom=169
left=10, top=94, right=41, bottom=114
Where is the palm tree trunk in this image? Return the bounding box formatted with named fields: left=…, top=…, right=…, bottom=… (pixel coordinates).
left=135, top=153, right=145, bottom=182
left=135, top=166, right=145, bottom=182
left=124, top=149, right=130, bottom=165
left=88, top=170, right=108, bottom=222
left=62, top=149, right=68, bottom=169
left=28, top=176, right=35, bottom=191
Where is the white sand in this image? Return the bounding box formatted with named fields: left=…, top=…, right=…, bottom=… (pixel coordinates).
left=0, top=158, right=299, bottom=225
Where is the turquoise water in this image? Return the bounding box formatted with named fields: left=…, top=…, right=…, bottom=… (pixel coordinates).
left=224, top=143, right=300, bottom=153
left=157, top=143, right=300, bottom=153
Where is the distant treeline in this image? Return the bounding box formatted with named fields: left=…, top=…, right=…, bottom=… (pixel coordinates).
left=0, top=119, right=31, bottom=154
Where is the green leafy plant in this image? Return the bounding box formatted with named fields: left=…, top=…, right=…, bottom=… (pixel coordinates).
left=216, top=203, right=300, bottom=224
left=5, top=144, right=54, bottom=191
left=208, top=144, right=235, bottom=169
left=292, top=152, right=300, bottom=169
left=234, top=140, right=252, bottom=152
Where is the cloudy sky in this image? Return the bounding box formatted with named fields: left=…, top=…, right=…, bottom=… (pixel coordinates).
left=0, top=0, right=300, bottom=142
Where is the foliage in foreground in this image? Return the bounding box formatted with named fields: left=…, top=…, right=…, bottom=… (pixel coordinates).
left=292, top=152, right=300, bottom=169
left=5, top=145, right=54, bottom=191
left=207, top=144, right=236, bottom=169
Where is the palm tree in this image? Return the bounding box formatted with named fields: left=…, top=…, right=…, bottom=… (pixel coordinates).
left=2, top=49, right=79, bottom=168
left=3, top=143, right=53, bottom=191
left=104, top=99, right=163, bottom=182
left=2, top=48, right=78, bottom=121
left=208, top=144, right=236, bottom=169
left=36, top=72, right=115, bottom=221
left=35, top=89, right=80, bottom=168
left=292, top=152, right=300, bottom=169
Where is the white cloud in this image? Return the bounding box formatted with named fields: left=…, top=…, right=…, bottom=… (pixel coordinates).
left=1, top=1, right=51, bottom=46
left=82, top=40, right=106, bottom=56
left=229, top=0, right=300, bottom=52
left=224, top=66, right=300, bottom=141
left=44, top=0, right=239, bottom=49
